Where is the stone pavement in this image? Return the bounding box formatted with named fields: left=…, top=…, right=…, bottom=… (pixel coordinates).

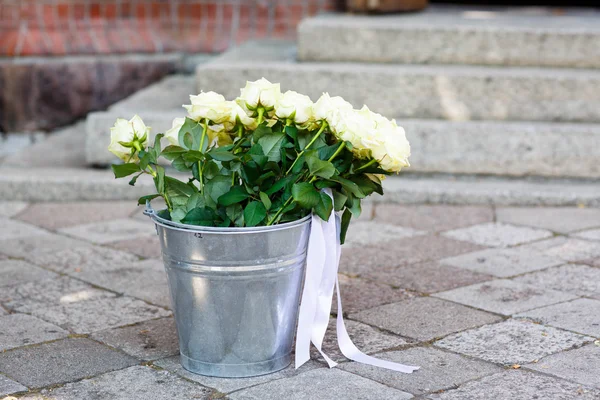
left=0, top=201, right=599, bottom=399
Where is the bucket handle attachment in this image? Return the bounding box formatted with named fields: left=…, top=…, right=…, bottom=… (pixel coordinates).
left=143, top=201, right=159, bottom=235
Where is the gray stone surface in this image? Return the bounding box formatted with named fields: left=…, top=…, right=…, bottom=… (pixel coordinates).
left=0, top=338, right=138, bottom=389
left=518, top=237, right=600, bottom=262
left=298, top=9, right=600, bottom=68
left=344, top=221, right=424, bottom=247
left=434, top=279, right=577, bottom=315
left=155, top=356, right=322, bottom=394
left=110, top=235, right=162, bottom=259
left=440, top=247, right=563, bottom=277
left=198, top=44, right=600, bottom=123
left=0, top=259, right=58, bottom=287
left=340, top=347, right=501, bottom=395
left=0, top=233, right=90, bottom=261
left=513, top=264, right=600, bottom=299
left=0, top=314, right=68, bottom=351
left=435, top=319, right=593, bottom=365
left=228, top=368, right=413, bottom=400
left=573, top=228, right=600, bottom=241
left=30, top=296, right=171, bottom=334
left=516, top=298, right=600, bottom=337
left=59, top=218, right=156, bottom=245
left=91, top=317, right=178, bottom=361
left=38, top=365, right=213, bottom=399
left=351, top=297, right=501, bottom=341
left=336, top=274, right=416, bottom=314
left=0, top=374, right=27, bottom=396
left=0, top=276, right=115, bottom=312
left=442, top=222, right=553, bottom=248
left=428, top=370, right=600, bottom=400
left=526, top=344, right=600, bottom=389
left=496, top=207, right=600, bottom=233
left=0, top=201, right=28, bottom=217
left=0, top=218, right=48, bottom=241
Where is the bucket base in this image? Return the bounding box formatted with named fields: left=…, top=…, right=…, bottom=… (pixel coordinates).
left=180, top=352, right=292, bottom=378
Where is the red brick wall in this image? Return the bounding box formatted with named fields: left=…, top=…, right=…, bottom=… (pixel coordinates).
left=0, top=0, right=340, bottom=56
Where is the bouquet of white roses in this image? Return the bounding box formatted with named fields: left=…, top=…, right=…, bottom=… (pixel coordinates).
left=109, top=78, right=410, bottom=243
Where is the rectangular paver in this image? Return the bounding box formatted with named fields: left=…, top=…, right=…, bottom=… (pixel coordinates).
left=434, top=279, right=577, bottom=315
left=110, top=235, right=162, bottom=259
left=0, top=259, right=58, bottom=287
left=344, top=221, right=424, bottom=247
left=513, top=264, right=600, bottom=299
left=573, top=228, right=600, bottom=241
left=0, top=201, right=28, bottom=218
left=336, top=274, right=416, bottom=314
left=516, top=298, right=600, bottom=337
left=0, top=374, right=27, bottom=397
left=0, top=234, right=91, bottom=261
left=59, top=218, right=156, bottom=244
left=435, top=319, right=593, bottom=365
left=0, top=314, right=68, bottom=352
left=442, top=222, right=553, bottom=248
left=0, top=218, right=48, bottom=241
left=496, top=207, right=600, bottom=234
left=350, top=297, right=502, bottom=341
left=519, top=237, right=600, bottom=262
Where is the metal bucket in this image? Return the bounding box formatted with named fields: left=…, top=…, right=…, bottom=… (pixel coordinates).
left=146, top=206, right=311, bottom=378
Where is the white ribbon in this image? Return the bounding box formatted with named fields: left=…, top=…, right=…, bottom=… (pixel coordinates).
left=295, top=189, right=420, bottom=374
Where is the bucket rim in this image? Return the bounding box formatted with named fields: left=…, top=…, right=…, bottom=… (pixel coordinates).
left=149, top=210, right=312, bottom=234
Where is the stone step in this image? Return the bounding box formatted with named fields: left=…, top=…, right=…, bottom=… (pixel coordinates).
left=196, top=41, right=600, bottom=124
left=1, top=167, right=598, bottom=207
left=298, top=6, right=600, bottom=68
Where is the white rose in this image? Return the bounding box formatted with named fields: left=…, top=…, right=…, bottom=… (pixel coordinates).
left=108, top=115, right=149, bottom=161
left=371, top=126, right=411, bottom=173
left=275, top=90, right=314, bottom=126
left=225, top=101, right=257, bottom=131
left=313, top=93, right=354, bottom=122
left=328, top=109, right=373, bottom=158
left=164, top=117, right=185, bottom=146
left=183, top=92, right=231, bottom=123
left=237, top=78, right=281, bottom=110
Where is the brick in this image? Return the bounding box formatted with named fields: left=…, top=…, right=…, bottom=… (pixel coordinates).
left=440, top=247, right=563, bottom=278
left=91, top=317, right=178, bottom=361
left=336, top=274, right=416, bottom=314
left=344, top=220, right=424, bottom=248
left=59, top=218, right=156, bottom=244
left=110, top=235, right=162, bottom=259
left=496, top=206, right=600, bottom=234
left=0, top=314, right=68, bottom=352
left=30, top=296, right=171, bottom=334
left=0, top=218, right=49, bottom=241
left=518, top=237, right=600, bottom=262
left=435, top=319, right=593, bottom=365
left=0, top=375, right=27, bottom=397
left=442, top=222, right=553, bottom=248
left=0, top=338, right=138, bottom=389
left=0, top=201, right=28, bottom=218
left=516, top=298, right=600, bottom=337
left=374, top=204, right=494, bottom=232
left=513, top=264, right=600, bottom=299
left=340, top=347, right=501, bottom=395
left=434, top=279, right=577, bottom=315
left=0, top=259, right=58, bottom=288
left=351, top=297, right=501, bottom=341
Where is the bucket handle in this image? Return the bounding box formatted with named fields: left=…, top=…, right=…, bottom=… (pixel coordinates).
left=143, top=200, right=156, bottom=218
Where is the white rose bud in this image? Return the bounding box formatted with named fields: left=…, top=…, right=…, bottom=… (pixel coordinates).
left=108, top=115, right=149, bottom=162
left=183, top=92, right=231, bottom=123
left=237, top=78, right=281, bottom=111
left=164, top=117, right=185, bottom=146
left=313, top=93, right=354, bottom=122
left=275, top=90, right=314, bottom=126
left=225, top=101, right=257, bottom=131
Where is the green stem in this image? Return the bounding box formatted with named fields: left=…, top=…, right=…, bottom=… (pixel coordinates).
left=257, top=107, right=265, bottom=125
left=237, top=125, right=243, bottom=138
left=198, top=119, right=208, bottom=193
left=354, top=158, right=377, bottom=173
left=285, top=122, right=328, bottom=175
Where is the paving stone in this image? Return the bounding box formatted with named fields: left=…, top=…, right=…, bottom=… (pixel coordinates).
left=336, top=274, right=416, bottom=314
left=340, top=347, right=501, bottom=395
left=441, top=247, right=564, bottom=278
left=228, top=368, right=412, bottom=400
left=573, top=228, right=600, bottom=241
left=0, top=259, right=58, bottom=287
left=0, top=218, right=49, bottom=241
left=435, top=319, right=593, bottom=365
left=582, top=257, right=600, bottom=267
left=351, top=297, right=501, bottom=341
left=16, top=201, right=139, bottom=230
left=374, top=204, right=494, bottom=232
left=513, top=264, right=600, bottom=299
left=91, top=317, right=178, bottom=361
left=434, top=279, right=577, bottom=315
left=0, top=201, right=28, bottom=218
left=0, top=306, right=7, bottom=315
left=442, top=222, right=553, bottom=248
left=518, top=237, right=600, bottom=262
left=155, top=356, right=322, bottom=394
left=526, top=344, right=600, bottom=389
left=0, top=314, right=68, bottom=351
left=340, top=235, right=486, bottom=276
left=515, top=298, right=600, bottom=337
left=39, top=365, right=213, bottom=400
left=363, top=261, right=493, bottom=294
left=0, top=376, right=27, bottom=396
left=496, top=207, right=600, bottom=234
left=0, top=234, right=91, bottom=261
left=428, top=370, right=600, bottom=400
left=0, top=276, right=115, bottom=312
left=27, top=244, right=141, bottom=275
left=59, top=218, right=156, bottom=244
left=30, top=296, right=171, bottom=334
left=110, top=235, right=162, bottom=259
left=77, top=259, right=171, bottom=307
left=0, top=338, right=138, bottom=389
left=344, top=221, right=424, bottom=247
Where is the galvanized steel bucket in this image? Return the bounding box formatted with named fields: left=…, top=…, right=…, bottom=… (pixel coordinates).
left=145, top=204, right=311, bottom=378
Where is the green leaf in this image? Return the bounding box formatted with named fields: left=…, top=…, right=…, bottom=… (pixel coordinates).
left=111, top=163, right=141, bottom=178
left=154, top=165, right=165, bottom=194
left=208, top=147, right=236, bottom=161
left=340, top=208, right=352, bottom=245
left=218, top=186, right=249, bottom=206
left=203, top=160, right=220, bottom=179
left=252, top=123, right=272, bottom=142
left=178, top=118, right=203, bottom=150
left=265, top=175, right=294, bottom=196
left=161, top=145, right=187, bottom=161
left=244, top=201, right=267, bottom=227
left=350, top=175, right=379, bottom=197
left=182, top=150, right=205, bottom=163
left=258, top=133, right=285, bottom=163
left=292, top=182, right=320, bottom=209
left=165, top=176, right=196, bottom=198
left=285, top=125, right=298, bottom=142
left=171, top=156, right=189, bottom=172
left=129, top=172, right=143, bottom=186
left=205, top=175, right=232, bottom=204
left=186, top=192, right=206, bottom=211
left=329, top=176, right=365, bottom=199
left=170, top=208, right=187, bottom=223
left=314, top=191, right=333, bottom=221
left=332, top=190, right=348, bottom=211
left=226, top=204, right=244, bottom=227
left=291, top=153, right=305, bottom=174
left=248, top=144, right=268, bottom=168
left=318, top=143, right=342, bottom=161
left=259, top=192, right=272, bottom=210
left=306, top=152, right=336, bottom=179
left=182, top=207, right=216, bottom=226
left=137, top=194, right=161, bottom=205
